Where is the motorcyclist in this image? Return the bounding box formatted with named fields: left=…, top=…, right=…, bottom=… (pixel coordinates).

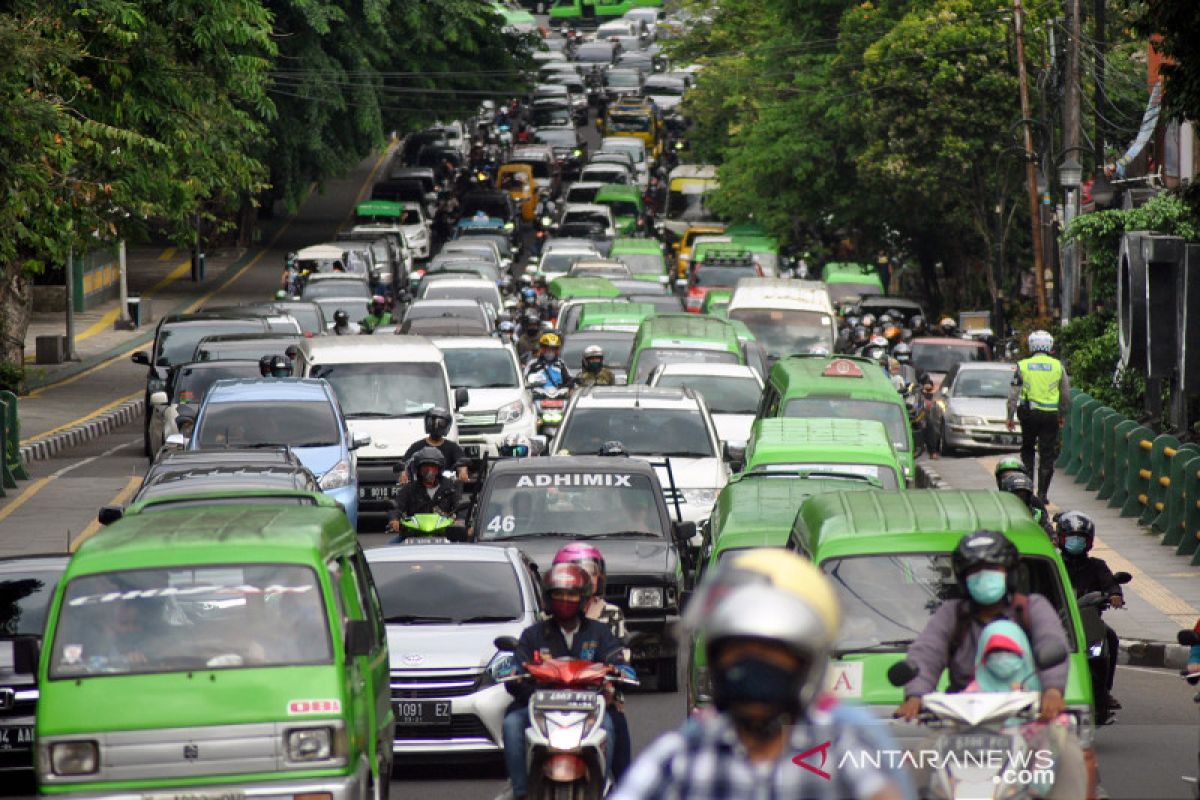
left=400, top=407, right=469, bottom=484
left=895, top=530, right=1069, bottom=724
left=993, top=454, right=1028, bottom=488
left=502, top=563, right=632, bottom=800
left=331, top=309, right=359, bottom=336
left=552, top=544, right=631, bottom=779
left=938, top=316, right=959, bottom=337
left=1057, top=511, right=1124, bottom=716
left=998, top=470, right=1055, bottom=542
left=497, top=432, right=530, bottom=458
left=574, top=345, right=615, bottom=387
left=910, top=315, right=928, bottom=336
left=515, top=311, right=542, bottom=361
left=359, top=295, right=393, bottom=333
left=387, top=447, right=461, bottom=536
left=257, top=354, right=292, bottom=378
left=497, top=319, right=516, bottom=344
left=618, top=549, right=910, bottom=800
left=525, top=332, right=571, bottom=389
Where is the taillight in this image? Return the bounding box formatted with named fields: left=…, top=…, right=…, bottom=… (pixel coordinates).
left=685, top=290, right=703, bottom=312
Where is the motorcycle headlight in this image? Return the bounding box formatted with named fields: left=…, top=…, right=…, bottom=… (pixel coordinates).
left=319, top=460, right=352, bottom=490
left=629, top=587, right=664, bottom=609
left=285, top=727, right=333, bottom=762
left=681, top=488, right=719, bottom=508
left=47, top=741, right=99, bottom=776
left=497, top=400, right=525, bottom=425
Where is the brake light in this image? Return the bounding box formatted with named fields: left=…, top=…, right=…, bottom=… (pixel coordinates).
left=685, top=290, right=704, bottom=312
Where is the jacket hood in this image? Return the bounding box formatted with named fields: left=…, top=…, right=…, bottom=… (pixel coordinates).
left=973, top=619, right=1039, bottom=692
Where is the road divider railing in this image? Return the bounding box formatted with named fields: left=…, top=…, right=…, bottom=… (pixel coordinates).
left=0, top=390, right=29, bottom=496
left=1058, top=388, right=1200, bottom=565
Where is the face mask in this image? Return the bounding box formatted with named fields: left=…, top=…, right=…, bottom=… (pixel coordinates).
left=419, top=467, right=439, bottom=487
left=711, top=656, right=802, bottom=717
left=584, top=360, right=602, bottom=374
left=966, top=569, right=1007, bottom=605
left=548, top=598, right=581, bottom=621
left=985, top=651, right=1026, bottom=681
left=1063, top=535, right=1087, bottom=555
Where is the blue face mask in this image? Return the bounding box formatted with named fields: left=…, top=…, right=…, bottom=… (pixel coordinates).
left=1063, top=535, right=1087, bottom=555
left=966, top=569, right=1007, bottom=605
left=985, top=651, right=1026, bottom=682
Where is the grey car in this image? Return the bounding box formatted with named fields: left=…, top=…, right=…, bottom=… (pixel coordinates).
left=929, top=361, right=1021, bottom=454
left=364, top=544, right=541, bottom=759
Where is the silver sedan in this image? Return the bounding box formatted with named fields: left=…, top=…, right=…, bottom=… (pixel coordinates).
left=929, top=362, right=1022, bottom=454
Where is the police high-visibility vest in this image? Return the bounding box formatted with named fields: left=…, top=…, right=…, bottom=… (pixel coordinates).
left=1018, top=353, right=1063, bottom=412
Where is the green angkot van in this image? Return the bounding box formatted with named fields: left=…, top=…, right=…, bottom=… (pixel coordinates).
left=577, top=302, right=657, bottom=333
left=547, top=275, right=621, bottom=303
left=742, top=417, right=905, bottom=491
left=32, top=506, right=393, bottom=799
left=820, top=261, right=886, bottom=306
left=797, top=489, right=1095, bottom=752
left=610, top=238, right=669, bottom=285
left=758, top=354, right=915, bottom=483
left=627, top=314, right=744, bottom=384
left=594, top=185, right=646, bottom=237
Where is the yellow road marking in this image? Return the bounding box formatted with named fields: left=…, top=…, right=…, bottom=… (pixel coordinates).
left=73, top=258, right=193, bottom=344
left=146, top=258, right=193, bottom=296
left=0, top=476, right=55, bottom=525
left=75, top=308, right=121, bottom=342
left=70, top=475, right=142, bottom=552
left=158, top=247, right=176, bottom=262
left=19, top=391, right=140, bottom=445
left=1090, top=534, right=1200, bottom=628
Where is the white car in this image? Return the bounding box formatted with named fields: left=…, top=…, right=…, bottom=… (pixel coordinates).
left=537, top=240, right=602, bottom=279
left=599, top=137, right=650, bottom=189
left=578, top=162, right=635, bottom=187
left=558, top=203, right=618, bottom=241
left=418, top=277, right=503, bottom=317
left=398, top=201, right=433, bottom=260
left=563, top=181, right=607, bottom=205
left=365, top=544, right=541, bottom=757
left=647, top=363, right=763, bottom=446
left=549, top=385, right=733, bottom=524
left=435, top=337, right=537, bottom=456
left=440, top=239, right=509, bottom=272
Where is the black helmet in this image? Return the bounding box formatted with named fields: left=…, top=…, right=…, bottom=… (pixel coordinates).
left=598, top=441, right=627, bottom=457
left=844, top=315, right=861, bottom=330
left=851, top=325, right=869, bottom=346
left=892, top=343, right=912, bottom=364
left=1055, top=510, right=1095, bottom=548
left=951, top=530, right=1019, bottom=584
left=998, top=470, right=1036, bottom=500
left=424, top=406, right=452, bottom=438
left=413, top=446, right=446, bottom=471
left=993, top=455, right=1026, bottom=489
left=333, top=309, right=349, bottom=325
left=258, top=355, right=275, bottom=377
left=267, top=354, right=291, bottom=378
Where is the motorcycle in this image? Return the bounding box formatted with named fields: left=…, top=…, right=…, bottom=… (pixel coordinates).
left=527, top=370, right=571, bottom=439
left=1076, top=571, right=1131, bottom=725
left=888, top=646, right=1086, bottom=799
left=388, top=512, right=466, bottom=543
left=495, top=636, right=637, bottom=800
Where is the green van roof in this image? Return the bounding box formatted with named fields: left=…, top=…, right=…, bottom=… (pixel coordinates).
left=355, top=200, right=403, bottom=218
left=746, top=418, right=895, bottom=466
left=701, top=289, right=732, bottom=316
left=594, top=184, right=642, bottom=203
left=798, top=489, right=1052, bottom=560
left=549, top=275, right=621, bottom=300
left=769, top=355, right=898, bottom=402
left=724, top=222, right=770, bottom=238
left=69, top=506, right=357, bottom=574
left=610, top=238, right=663, bottom=255
left=635, top=313, right=741, bottom=348
left=821, top=261, right=884, bottom=287
left=578, top=302, right=657, bottom=330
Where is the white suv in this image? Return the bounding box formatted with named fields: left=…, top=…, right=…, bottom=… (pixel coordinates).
left=549, top=385, right=732, bottom=523
left=435, top=337, right=536, bottom=457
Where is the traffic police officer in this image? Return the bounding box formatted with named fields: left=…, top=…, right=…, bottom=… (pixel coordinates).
left=1006, top=329, right=1071, bottom=502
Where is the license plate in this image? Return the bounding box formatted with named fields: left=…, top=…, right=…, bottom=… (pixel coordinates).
left=946, top=733, right=1011, bottom=755
left=359, top=485, right=401, bottom=500
left=0, top=725, right=32, bottom=751
left=394, top=700, right=451, bottom=726
left=143, top=793, right=245, bottom=800
left=539, top=399, right=565, bottom=409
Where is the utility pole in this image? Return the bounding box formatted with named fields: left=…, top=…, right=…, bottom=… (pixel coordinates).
left=1094, top=0, right=1106, bottom=165
left=64, top=249, right=77, bottom=361
left=1014, top=0, right=1048, bottom=318
left=1064, top=0, right=1081, bottom=163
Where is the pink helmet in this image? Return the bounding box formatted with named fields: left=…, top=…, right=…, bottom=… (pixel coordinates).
left=553, top=543, right=607, bottom=595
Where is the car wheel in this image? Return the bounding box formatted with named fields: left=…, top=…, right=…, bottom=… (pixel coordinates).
left=940, top=421, right=956, bottom=458
left=656, top=656, right=678, bottom=693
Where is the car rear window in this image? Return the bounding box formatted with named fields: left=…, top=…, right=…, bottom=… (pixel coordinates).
left=370, top=561, right=523, bottom=624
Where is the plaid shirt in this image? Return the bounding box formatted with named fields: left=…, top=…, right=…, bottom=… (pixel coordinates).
left=612, top=695, right=911, bottom=800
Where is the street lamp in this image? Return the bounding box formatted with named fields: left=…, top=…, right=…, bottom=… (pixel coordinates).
left=1058, top=156, right=1083, bottom=190
left=1057, top=153, right=1085, bottom=324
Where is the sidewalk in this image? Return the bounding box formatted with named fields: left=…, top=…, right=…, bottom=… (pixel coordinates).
left=922, top=452, right=1200, bottom=655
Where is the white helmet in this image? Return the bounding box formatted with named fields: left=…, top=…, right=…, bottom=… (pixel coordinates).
left=1028, top=330, right=1054, bottom=353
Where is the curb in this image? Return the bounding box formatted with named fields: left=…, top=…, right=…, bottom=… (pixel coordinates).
left=915, top=461, right=950, bottom=489
left=18, top=398, right=144, bottom=465
left=1118, top=638, right=1191, bottom=670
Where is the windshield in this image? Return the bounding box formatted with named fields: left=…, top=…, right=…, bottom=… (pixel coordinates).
left=693, top=266, right=757, bottom=287
left=50, top=565, right=330, bottom=678
left=607, top=113, right=650, bottom=134
left=533, top=107, right=572, bottom=127
left=822, top=554, right=1073, bottom=651
left=911, top=342, right=987, bottom=374
left=827, top=282, right=884, bottom=305
left=276, top=306, right=323, bottom=335
left=782, top=397, right=909, bottom=453
left=171, top=364, right=261, bottom=405
left=540, top=252, right=592, bottom=273
left=443, top=348, right=518, bottom=388
left=558, top=408, right=714, bottom=457
left=479, top=473, right=662, bottom=539
left=614, top=253, right=664, bottom=276
left=636, top=347, right=739, bottom=382
left=605, top=200, right=640, bottom=217
left=197, top=400, right=340, bottom=447
left=536, top=130, right=578, bottom=148
left=562, top=334, right=634, bottom=368
left=514, top=160, right=552, bottom=179
left=952, top=369, right=1013, bottom=398
left=157, top=321, right=264, bottom=366
left=312, top=362, right=447, bottom=418
left=747, top=462, right=898, bottom=489
left=566, top=186, right=601, bottom=204
left=654, top=374, right=760, bottom=414
left=564, top=211, right=610, bottom=227
left=371, top=561, right=523, bottom=623
left=303, top=281, right=370, bottom=301
left=666, top=187, right=717, bottom=222
left=314, top=298, right=370, bottom=323
left=583, top=168, right=629, bottom=185
left=423, top=286, right=499, bottom=310
left=1, top=569, right=62, bottom=636
left=460, top=197, right=510, bottom=218
left=646, top=81, right=684, bottom=96
left=728, top=308, right=834, bottom=357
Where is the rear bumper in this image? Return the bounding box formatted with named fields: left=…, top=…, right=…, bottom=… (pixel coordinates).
left=39, top=769, right=368, bottom=800
left=391, top=682, right=509, bottom=757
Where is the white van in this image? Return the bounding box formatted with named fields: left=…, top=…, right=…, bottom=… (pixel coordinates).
left=293, top=336, right=466, bottom=524
left=726, top=278, right=836, bottom=361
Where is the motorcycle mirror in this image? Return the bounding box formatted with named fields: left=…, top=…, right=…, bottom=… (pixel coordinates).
left=1113, top=571, right=1132, bottom=585
left=1033, top=640, right=1068, bottom=670
left=887, top=660, right=918, bottom=687
left=1179, top=630, right=1200, bottom=647
left=493, top=636, right=519, bottom=653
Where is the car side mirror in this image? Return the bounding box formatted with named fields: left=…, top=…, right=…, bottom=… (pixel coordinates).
left=13, top=636, right=39, bottom=676
left=493, top=635, right=519, bottom=653
left=1033, top=641, right=1068, bottom=670
left=149, top=391, right=168, bottom=406
left=528, top=435, right=548, bottom=456
left=164, top=433, right=188, bottom=449
left=131, top=351, right=151, bottom=366
left=345, top=619, right=373, bottom=658
left=97, top=505, right=124, bottom=526
left=887, top=660, right=918, bottom=687
left=454, top=387, right=469, bottom=410
left=350, top=432, right=372, bottom=450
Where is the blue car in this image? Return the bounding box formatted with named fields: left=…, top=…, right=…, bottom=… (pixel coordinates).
left=188, top=378, right=369, bottom=525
